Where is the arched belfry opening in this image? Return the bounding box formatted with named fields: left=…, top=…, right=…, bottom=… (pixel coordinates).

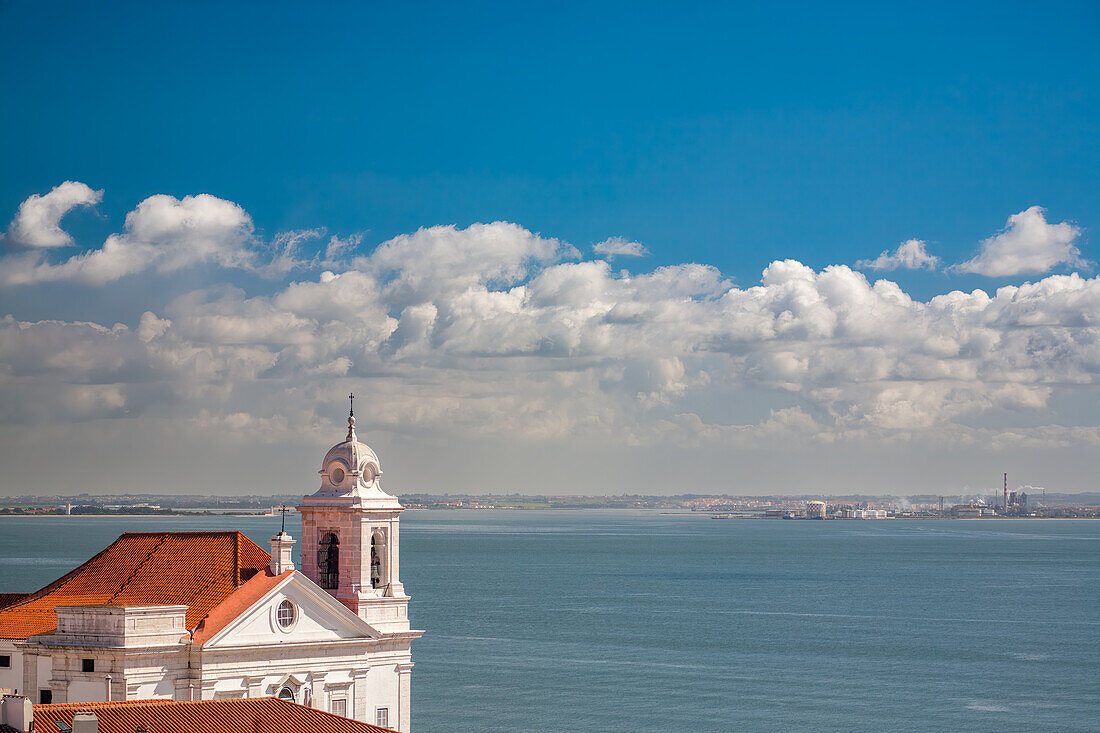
left=370, top=532, right=384, bottom=589
left=318, top=532, right=339, bottom=589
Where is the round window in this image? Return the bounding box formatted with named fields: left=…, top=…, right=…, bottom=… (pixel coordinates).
left=276, top=599, right=296, bottom=629
left=278, top=686, right=295, bottom=702
left=330, top=466, right=345, bottom=485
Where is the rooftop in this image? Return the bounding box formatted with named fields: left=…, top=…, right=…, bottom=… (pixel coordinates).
left=0, top=532, right=270, bottom=640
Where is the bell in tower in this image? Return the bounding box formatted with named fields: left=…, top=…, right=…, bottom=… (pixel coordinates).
left=297, top=395, right=409, bottom=632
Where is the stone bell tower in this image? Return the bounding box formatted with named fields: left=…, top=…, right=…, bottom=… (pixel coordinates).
left=298, top=395, right=410, bottom=633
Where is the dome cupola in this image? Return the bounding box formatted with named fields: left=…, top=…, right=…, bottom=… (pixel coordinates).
left=307, top=394, right=400, bottom=509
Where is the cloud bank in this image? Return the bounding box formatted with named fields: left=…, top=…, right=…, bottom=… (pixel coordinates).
left=0, top=185, right=1096, bottom=492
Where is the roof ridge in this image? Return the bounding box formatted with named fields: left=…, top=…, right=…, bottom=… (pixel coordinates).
left=106, top=534, right=167, bottom=605
left=119, top=531, right=246, bottom=537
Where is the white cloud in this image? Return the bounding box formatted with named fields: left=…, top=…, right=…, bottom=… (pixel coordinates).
left=857, top=239, right=939, bottom=271
left=0, top=193, right=254, bottom=286
left=953, top=206, right=1084, bottom=276
left=2, top=234, right=1098, bottom=447
left=593, top=236, right=649, bottom=258
left=1, top=202, right=1098, bottom=493
left=5, top=181, right=103, bottom=247
left=261, top=228, right=326, bottom=276
left=358, top=223, right=579, bottom=315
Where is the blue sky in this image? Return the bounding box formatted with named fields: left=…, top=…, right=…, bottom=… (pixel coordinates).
left=4, top=2, right=1096, bottom=289
left=0, top=2, right=1098, bottom=495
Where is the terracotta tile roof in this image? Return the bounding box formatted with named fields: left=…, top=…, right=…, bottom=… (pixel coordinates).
left=31, top=697, right=394, bottom=733
left=0, top=593, right=29, bottom=610
left=0, top=532, right=270, bottom=640
left=190, top=568, right=293, bottom=645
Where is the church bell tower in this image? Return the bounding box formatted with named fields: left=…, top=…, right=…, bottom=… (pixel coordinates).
left=298, top=395, right=410, bottom=632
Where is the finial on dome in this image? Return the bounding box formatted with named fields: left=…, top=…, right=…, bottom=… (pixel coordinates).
left=346, top=392, right=357, bottom=442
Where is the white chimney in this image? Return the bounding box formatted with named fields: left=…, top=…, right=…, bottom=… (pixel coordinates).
left=0, top=694, right=33, bottom=733
left=72, top=711, right=99, bottom=733
left=270, top=531, right=296, bottom=574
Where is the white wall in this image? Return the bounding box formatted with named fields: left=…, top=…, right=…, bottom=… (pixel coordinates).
left=35, top=656, right=51, bottom=698
left=357, top=664, right=399, bottom=726
left=66, top=680, right=104, bottom=703
left=0, top=644, right=20, bottom=693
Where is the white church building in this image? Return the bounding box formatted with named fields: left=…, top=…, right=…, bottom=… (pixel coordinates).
left=0, top=406, right=422, bottom=731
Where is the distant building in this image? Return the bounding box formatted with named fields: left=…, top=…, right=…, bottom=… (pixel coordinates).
left=953, top=503, right=995, bottom=518
left=805, top=501, right=827, bottom=519
left=842, top=509, right=887, bottom=519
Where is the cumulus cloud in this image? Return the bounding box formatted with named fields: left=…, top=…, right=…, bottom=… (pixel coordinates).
left=593, top=236, right=650, bottom=258
left=857, top=239, right=939, bottom=271
left=1, top=200, right=1098, bottom=475
left=3, top=231, right=1099, bottom=449
left=361, top=222, right=578, bottom=306
left=5, top=181, right=103, bottom=247
left=953, top=206, right=1084, bottom=277
left=0, top=193, right=254, bottom=286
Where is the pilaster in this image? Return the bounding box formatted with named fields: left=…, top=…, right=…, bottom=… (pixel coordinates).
left=352, top=668, right=369, bottom=723
left=397, top=662, right=413, bottom=732
left=21, top=653, right=36, bottom=699
left=309, top=672, right=326, bottom=709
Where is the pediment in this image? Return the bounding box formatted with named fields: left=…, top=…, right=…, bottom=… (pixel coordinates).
left=273, top=673, right=307, bottom=689
left=202, top=572, right=380, bottom=648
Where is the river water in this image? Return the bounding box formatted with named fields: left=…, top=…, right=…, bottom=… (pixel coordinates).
left=1, top=511, right=1097, bottom=732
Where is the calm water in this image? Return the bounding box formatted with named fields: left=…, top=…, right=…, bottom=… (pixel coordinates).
left=1, top=512, right=1097, bottom=732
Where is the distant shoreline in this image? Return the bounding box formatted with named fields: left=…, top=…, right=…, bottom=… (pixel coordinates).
left=1, top=510, right=1096, bottom=521
left=0, top=512, right=271, bottom=518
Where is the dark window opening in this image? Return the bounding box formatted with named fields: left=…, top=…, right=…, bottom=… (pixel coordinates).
left=0, top=654, right=10, bottom=668
left=370, top=535, right=382, bottom=589
left=82, top=658, right=95, bottom=673
left=318, top=533, right=339, bottom=589
left=40, top=689, right=52, bottom=704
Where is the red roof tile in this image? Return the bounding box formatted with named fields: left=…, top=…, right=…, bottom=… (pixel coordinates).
left=0, top=593, right=29, bottom=610
left=0, top=532, right=270, bottom=640
left=32, top=697, right=394, bottom=733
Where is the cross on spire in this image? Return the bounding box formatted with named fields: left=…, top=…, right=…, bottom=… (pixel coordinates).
left=278, top=504, right=290, bottom=533
left=346, top=392, right=358, bottom=442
